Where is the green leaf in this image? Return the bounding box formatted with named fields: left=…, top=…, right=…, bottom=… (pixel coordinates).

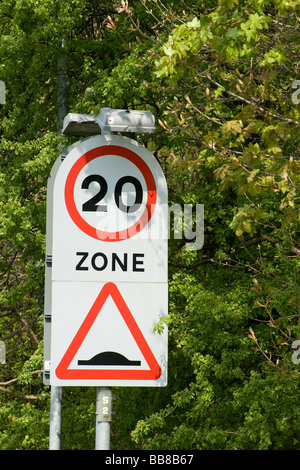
left=259, top=47, right=286, bottom=67
left=221, top=120, right=243, bottom=135
left=226, top=27, right=240, bottom=40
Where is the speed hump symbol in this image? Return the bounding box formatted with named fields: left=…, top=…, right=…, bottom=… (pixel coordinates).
left=65, top=145, right=157, bottom=241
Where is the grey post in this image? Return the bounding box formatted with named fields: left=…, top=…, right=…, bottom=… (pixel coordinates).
left=95, top=125, right=113, bottom=451
left=49, top=386, right=63, bottom=450
left=48, top=7, right=69, bottom=449
left=95, top=387, right=113, bottom=450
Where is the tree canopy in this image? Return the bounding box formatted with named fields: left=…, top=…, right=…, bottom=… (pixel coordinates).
left=0, top=0, right=299, bottom=450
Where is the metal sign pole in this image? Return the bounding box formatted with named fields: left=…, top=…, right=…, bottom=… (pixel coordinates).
left=95, top=387, right=112, bottom=450
left=94, top=127, right=113, bottom=451
left=49, top=385, right=62, bottom=449
left=48, top=9, right=68, bottom=448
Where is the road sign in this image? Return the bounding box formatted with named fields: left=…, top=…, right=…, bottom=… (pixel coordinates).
left=51, top=135, right=167, bottom=283
left=44, top=134, right=168, bottom=386
left=51, top=282, right=167, bottom=386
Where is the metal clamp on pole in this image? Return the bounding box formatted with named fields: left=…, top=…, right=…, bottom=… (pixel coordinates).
left=95, top=387, right=113, bottom=450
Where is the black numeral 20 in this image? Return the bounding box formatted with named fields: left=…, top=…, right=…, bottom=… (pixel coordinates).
left=81, top=175, right=143, bottom=213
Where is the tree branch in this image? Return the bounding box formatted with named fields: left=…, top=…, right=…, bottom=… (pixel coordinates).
left=199, top=69, right=299, bottom=126
left=0, top=385, right=40, bottom=401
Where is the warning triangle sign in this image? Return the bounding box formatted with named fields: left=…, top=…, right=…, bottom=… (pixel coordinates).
left=55, top=282, right=162, bottom=381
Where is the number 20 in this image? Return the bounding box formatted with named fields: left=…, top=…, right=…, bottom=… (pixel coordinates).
left=81, top=174, right=143, bottom=213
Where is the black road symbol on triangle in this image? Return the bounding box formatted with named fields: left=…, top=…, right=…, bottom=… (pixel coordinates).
left=78, top=351, right=141, bottom=366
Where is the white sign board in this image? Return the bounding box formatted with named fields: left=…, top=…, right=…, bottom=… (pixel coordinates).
left=46, top=135, right=168, bottom=386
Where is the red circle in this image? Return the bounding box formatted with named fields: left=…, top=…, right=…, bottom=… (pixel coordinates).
left=65, top=145, right=157, bottom=241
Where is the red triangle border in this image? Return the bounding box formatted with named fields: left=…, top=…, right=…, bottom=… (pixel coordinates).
left=55, top=282, right=162, bottom=381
